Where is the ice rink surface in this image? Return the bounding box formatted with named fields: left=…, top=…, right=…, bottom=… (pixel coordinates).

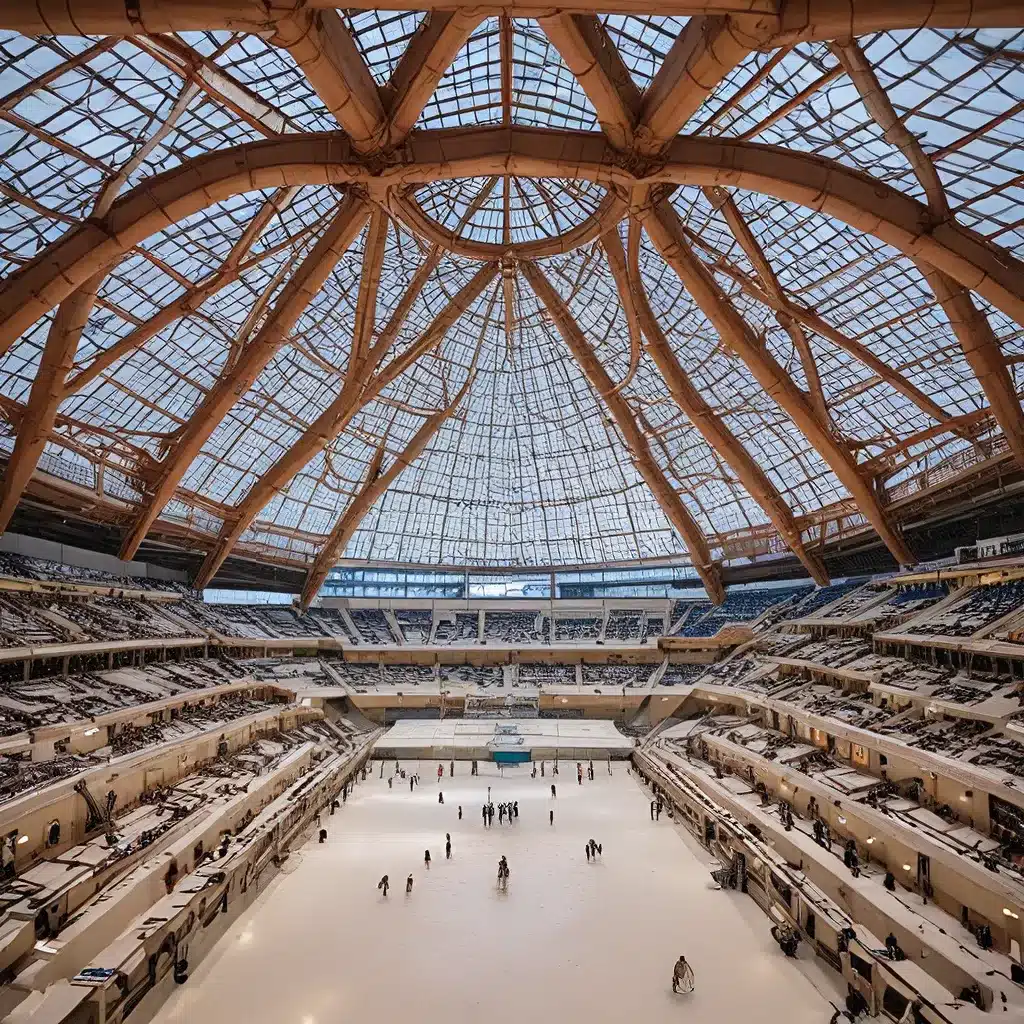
left=150, top=760, right=837, bottom=1024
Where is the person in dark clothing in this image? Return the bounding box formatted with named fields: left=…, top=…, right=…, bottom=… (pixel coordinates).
left=549, top=809, right=554, bottom=825
left=883, top=871, right=896, bottom=891
left=586, top=844, right=591, bottom=862
left=446, top=833, right=452, bottom=859
left=813, top=819, right=824, bottom=845
left=458, top=805, right=463, bottom=820
left=450, top=760, right=454, bottom=777
left=424, top=849, right=431, bottom=869
left=885, top=933, right=899, bottom=960
left=845, top=984, right=868, bottom=1020
left=406, top=874, right=413, bottom=893
left=482, top=804, right=488, bottom=826
left=651, top=800, right=656, bottom=821
left=656, top=802, right=661, bottom=821
left=439, top=791, right=444, bottom=804
left=388, top=777, right=393, bottom=790
left=378, top=874, right=389, bottom=897
left=551, top=784, right=556, bottom=798
left=318, top=829, right=327, bottom=843
left=410, top=777, right=414, bottom=792
left=541, top=761, right=545, bottom=777
left=513, top=801, right=519, bottom=819
left=488, top=803, right=494, bottom=826
left=498, top=803, right=505, bottom=824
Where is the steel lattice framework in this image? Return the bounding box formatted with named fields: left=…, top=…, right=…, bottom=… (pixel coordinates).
left=0, top=2, right=1022, bottom=604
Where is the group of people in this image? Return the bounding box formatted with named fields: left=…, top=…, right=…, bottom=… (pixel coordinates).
left=531, top=760, right=557, bottom=778
left=584, top=838, right=603, bottom=862
left=577, top=760, right=595, bottom=785
left=481, top=800, right=519, bottom=826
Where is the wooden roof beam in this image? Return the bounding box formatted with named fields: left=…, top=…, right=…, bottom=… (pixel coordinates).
left=382, top=11, right=485, bottom=148
left=7, top=1, right=1019, bottom=35
left=64, top=188, right=302, bottom=395
left=635, top=15, right=764, bottom=155
left=702, top=185, right=957, bottom=430
left=535, top=14, right=642, bottom=151
left=520, top=258, right=726, bottom=603
left=642, top=201, right=915, bottom=565
left=3, top=127, right=1024, bottom=342
left=830, top=39, right=1024, bottom=472
left=117, top=193, right=371, bottom=561
left=192, top=256, right=496, bottom=588
left=299, top=368, right=477, bottom=609
left=604, top=224, right=828, bottom=585
left=273, top=11, right=386, bottom=152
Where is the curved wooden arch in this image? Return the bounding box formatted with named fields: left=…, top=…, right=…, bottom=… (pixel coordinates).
left=1, top=127, right=1021, bottom=351
left=389, top=187, right=629, bottom=261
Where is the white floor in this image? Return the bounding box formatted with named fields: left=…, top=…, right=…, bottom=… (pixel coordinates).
left=149, top=760, right=837, bottom=1024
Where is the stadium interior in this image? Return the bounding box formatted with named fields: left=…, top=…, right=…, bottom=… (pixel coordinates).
left=1, top=2, right=1024, bottom=1022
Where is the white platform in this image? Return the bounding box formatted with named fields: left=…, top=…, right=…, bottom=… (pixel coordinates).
left=149, top=760, right=837, bottom=1024
left=373, top=718, right=635, bottom=758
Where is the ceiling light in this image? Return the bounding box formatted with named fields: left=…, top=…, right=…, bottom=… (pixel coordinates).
left=17, top=834, right=28, bottom=845
left=837, top=816, right=846, bottom=825
left=866, top=837, right=874, bottom=844
left=1003, top=908, right=1019, bottom=920
left=903, top=864, right=913, bottom=871
left=84, top=727, right=99, bottom=736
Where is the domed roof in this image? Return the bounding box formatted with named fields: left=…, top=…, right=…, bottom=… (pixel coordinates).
left=0, top=10, right=1021, bottom=601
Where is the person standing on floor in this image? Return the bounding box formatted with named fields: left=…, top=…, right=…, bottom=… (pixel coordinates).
left=458, top=805, right=463, bottom=820
left=439, top=791, right=444, bottom=805
left=513, top=801, right=519, bottom=819
left=488, top=803, right=494, bottom=826
left=551, top=784, right=556, bottom=799
left=482, top=804, right=488, bottom=827
left=450, top=760, right=454, bottom=777
left=378, top=875, right=389, bottom=897
left=424, top=849, right=431, bottom=869
left=410, top=776, right=414, bottom=793
left=446, top=833, right=452, bottom=859
left=549, top=809, right=554, bottom=826
left=651, top=799, right=656, bottom=821
left=586, top=843, right=591, bottom=862
left=388, top=776, right=393, bottom=790
left=672, top=954, right=694, bottom=993
left=406, top=874, right=413, bottom=893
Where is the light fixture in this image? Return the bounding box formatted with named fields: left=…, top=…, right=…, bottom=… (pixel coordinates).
left=837, top=816, right=847, bottom=825
left=866, top=837, right=875, bottom=845
left=83, top=727, right=99, bottom=737
left=959, top=794, right=969, bottom=803
left=1003, top=908, right=1019, bottom=920
left=903, top=863, right=913, bottom=871
left=17, top=834, right=28, bottom=845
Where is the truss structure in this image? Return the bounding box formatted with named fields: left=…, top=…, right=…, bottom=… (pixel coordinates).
left=0, top=2, right=1022, bottom=604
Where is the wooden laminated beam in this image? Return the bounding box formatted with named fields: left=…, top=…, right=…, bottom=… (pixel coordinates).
left=117, top=194, right=371, bottom=561
left=299, top=370, right=478, bottom=608
left=603, top=226, right=829, bottom=585
left=273, top=10, right=386, bottom=152
left=917, top=263, right=1024, bottom=471
left=0, top=79, right=209, bottom=532
left=4, top=127, right=1022, bottom=344
left=635, top=16, right=765, bottom=154
left=0, top=280, right=101, bottom=533
left=830, top=40, right=1024, bottom=471
left=192, top=257, right=497, bottom=587
left=64, top=188, right=302, bottom=395
left=382, top=11, right=484, bottom=148
left=520, top=258, right=726, bottom=603
left=10, top=0, right=1016, bottom=34
left=642, top=201, right=915, bottom=565
left=536, top=14, right=642, bottom=151
left=702, top=185, right=957, bottom=429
